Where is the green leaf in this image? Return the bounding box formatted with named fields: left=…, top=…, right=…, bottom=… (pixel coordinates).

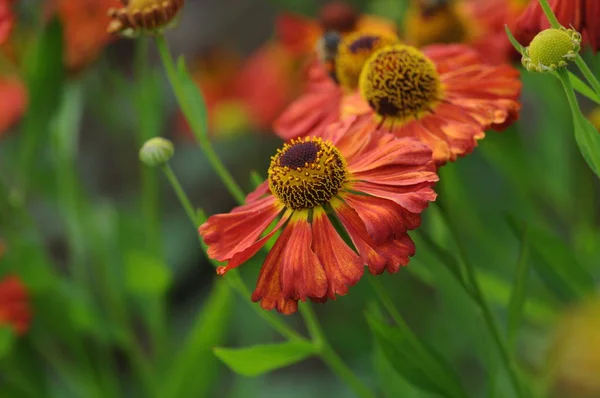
left=213, top=341, right=317, bottom=377
left=507, top=223, right=531, bottom=345
left=565, top=72, right=600, bottom=104
left=161, top=279, right=234, bottom=398
left=176, top=56, right=208, bottom=140
left=572, top=112, right=600, bottom=179
left=125, top=251, right=172, bottom=296
left=0, top=327, right=15, bottom=359
left=508, top=221, right=594, bottom=302
left=367, top=315, right=469, bottom=398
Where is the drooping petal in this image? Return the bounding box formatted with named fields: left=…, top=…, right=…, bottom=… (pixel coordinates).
left=341, top=193, right=421, bottom=243
left=311, top=208, right=363, bottom=299
left=279, top=213, right=328, bottom=301
left=331, top=197, right=387, bottom=274
left=199, top=195, right=283, bottom=262
left=351, top=181, right=438, bottom=214
left=377, top=234, right=416, bottom=274
left=216, top=210, right=292, bottom=275
left=251, top=221, right=299, bottom=314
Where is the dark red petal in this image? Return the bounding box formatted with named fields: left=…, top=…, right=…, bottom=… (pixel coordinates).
left=280, top=215, right=328, bottom=301
left=312, top=208, right=364, bottom=299
left=251, top=222, right=299, bottom=314
left=199, top=195, right=282, bottom=262
left=332, top=198, right=387, bottom=275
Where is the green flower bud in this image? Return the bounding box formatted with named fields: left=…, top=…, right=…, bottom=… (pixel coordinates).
left=139, top=137, right=174, bottom=167
left=522, top=27, right=581, bottom=73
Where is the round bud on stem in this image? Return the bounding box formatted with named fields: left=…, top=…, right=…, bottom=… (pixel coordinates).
left=139, top=137, right=174, bottom=167
left=522, top=27, right=581, bottom=73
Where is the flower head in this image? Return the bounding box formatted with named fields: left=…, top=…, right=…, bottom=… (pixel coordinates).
left=107, top=0, right=185, bottom=36
left=514, top=0, right=600, bottom=52
left=522, top=27, right=581, bottom=73
left=275, top=30, right=399, bottom=141
left=0, top=274, right=30, bottom=335
left=139, top=137, right=174, bottom=167
left=403, top=0, right=526, bottom=64
left=339, top=43, right=521, bottom=164
left=199, top=125, right=438, bottom=314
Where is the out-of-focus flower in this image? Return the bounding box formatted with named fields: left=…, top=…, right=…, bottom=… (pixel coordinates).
left=180, top=43, right=296, bottom=138
left=107, top=0, right=185, bottom=36
left=403, top=0, right=527, bottom=64
left=0, top=274, right=30, bottom=335
left=588, top=107, right=600, bottom=131
left=0, top=0, right=17, bottom=45
left=338, top=43, right=522, bottom=164
left=48, top=0, right=121, bottom=74
left=199, top=125, right=438, bottom=314
left=515, top=0, right=600, bottom=52
left=276, top=1, right=396, bottom=60
left=275, top=30, right=400, bottom=140
left=0, top=77, right=26, bottom=137
left=522, top=27, right=581, bottom=72
left=549, top=297, right=600, bottom=397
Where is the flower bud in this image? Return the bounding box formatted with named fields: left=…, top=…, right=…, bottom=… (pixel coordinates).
left=107, top=0, right=185, bottom=37
left=522, top=27, right=581, bottom=73
left=139, top=137, right=174, bottom=167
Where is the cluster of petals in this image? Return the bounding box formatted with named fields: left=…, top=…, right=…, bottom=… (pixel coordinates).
left=514, top=0, right=600, bottom=52
left=200, top=124, right=438, bottom=314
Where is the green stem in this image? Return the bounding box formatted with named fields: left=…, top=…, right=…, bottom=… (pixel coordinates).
left=161, top=163, right=199, bottom=227
left=538, top=0, right=560, bottom=28
left=575, top=55, right=600, bottom=101
left=154, top=35, right=246, bottom=204
left=160, top=164, right=304, bottom=342
left=448, top=223, right=527, bottom=398
left=507, top=224, right=531, bottom=348
left=299, top=304, right=376, bottom=398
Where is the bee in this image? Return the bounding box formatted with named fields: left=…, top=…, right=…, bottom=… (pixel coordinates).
left=316, top=31, right=341, bottom=83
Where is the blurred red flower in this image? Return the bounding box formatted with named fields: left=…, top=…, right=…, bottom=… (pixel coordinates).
left=0, top=77, right=26, bottom=137
left=514, top=0, right=600, bottom=51
left=0, top=274, right=31, bottom=335
left=403, top=0, right=527, bottom=64
left=49, top=0, right=121, bottom=74
left=0, top=0, right=17, bottom=45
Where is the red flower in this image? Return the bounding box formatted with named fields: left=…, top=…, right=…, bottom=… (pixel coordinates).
left=200, top=123, right=438, bottom=314
left=515, top=0, right=600, bottom=52
left=0, top=275, right=30, bottom=335
left=340, top=43, right=521, bottom=164
left=48, top=0, right=121, bottom=74
left=0, top=0, right=16, bottom=45
left=403, top=0, right=526, bottom=64
left=275, top=30, right=400, bottom=140
left=0, top=77, right=26, bottom=136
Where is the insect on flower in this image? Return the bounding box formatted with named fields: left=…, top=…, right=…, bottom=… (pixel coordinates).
left=107, top=0, right=185, bottom=36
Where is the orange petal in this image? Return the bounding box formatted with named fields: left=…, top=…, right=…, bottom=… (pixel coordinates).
left=342, top=194, right=421, bottom=243
left=351, top=181, right=437, bottom=214
left=199, top=195, right=282, bottom=262
left=0, top=1, right=14, bottom=45
left=312, top=208, right=364, bottom=299
left=0, top=78, right=27, bottom=135
left=251, top=222, right=299, bottom=314
left=377, top=234, right=416, bottom=274
left=280, top=214, right=327, bottom=301
left=216, top=210, right=291, bottom=275
left=332, top=198, right=387, bottom=274
left=0, top=275, right=30, bottom=335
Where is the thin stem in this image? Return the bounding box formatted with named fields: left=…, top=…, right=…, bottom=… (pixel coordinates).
left=538, top=0, right=560, bottom=29
left=154, top=35, right=246, bottom=204
left=575, top=55, right=600, bottom=100
left=161, top=163, right=199, bottom=227
left=299, top=304, right=376, bottom=398
left=448, top=223, right=527, bottom=398
left=159, top=164, right=304, bottom=342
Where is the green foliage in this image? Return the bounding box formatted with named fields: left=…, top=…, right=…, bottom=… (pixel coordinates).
left=125, top=251, right=173, bottom=296
left=213, top=341, right=317, bottom=377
